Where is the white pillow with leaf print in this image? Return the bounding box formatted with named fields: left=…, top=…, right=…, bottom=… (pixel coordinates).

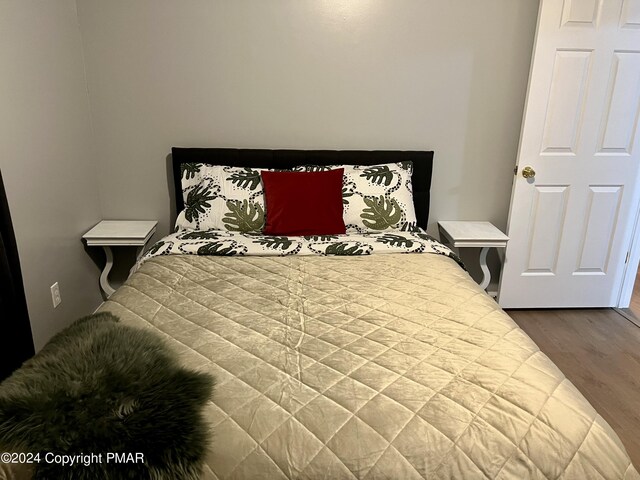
left=343, top=162, right=417, bottom=232
left=175, top=163, right=266, bottom=233
left=294, top=162, right=417, bottom=232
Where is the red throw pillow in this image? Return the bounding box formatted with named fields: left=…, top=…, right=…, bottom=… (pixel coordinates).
left=261, top=169, right=346, bottom=236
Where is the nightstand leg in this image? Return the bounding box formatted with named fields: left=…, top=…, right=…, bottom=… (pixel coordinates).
left=100, top=246, right=116, bottom=298
left=479, top=247, right=491, bottom=291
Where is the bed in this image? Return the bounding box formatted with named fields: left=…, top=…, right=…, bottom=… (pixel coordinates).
left=98, top=148, right=638, bottom=479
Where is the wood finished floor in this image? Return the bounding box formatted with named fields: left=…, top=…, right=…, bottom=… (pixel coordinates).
left=508, top=309, right=640, bottom=470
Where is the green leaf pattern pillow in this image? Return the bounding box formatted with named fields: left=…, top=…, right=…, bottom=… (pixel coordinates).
left=176, top=164, right=266, bottom=233
left=294, top=162, right=417, bottom=233
left=176, top=161, right=417, bottom=234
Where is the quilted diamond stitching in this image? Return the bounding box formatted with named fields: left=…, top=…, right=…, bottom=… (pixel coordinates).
left=100, top=254, right=637, bottom=480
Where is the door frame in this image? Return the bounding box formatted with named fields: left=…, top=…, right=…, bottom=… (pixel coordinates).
left=617, top=197, right=640, bottom=308
left=0, top=169, right=34, bottom=380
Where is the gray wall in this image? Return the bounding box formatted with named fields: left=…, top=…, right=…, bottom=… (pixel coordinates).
left=77, top=0, right=539, bottom=238
left=0, top=0, right=103, bottom=350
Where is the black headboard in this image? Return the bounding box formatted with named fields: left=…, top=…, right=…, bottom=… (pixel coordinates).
left=171, top=148, right=434, bottom=229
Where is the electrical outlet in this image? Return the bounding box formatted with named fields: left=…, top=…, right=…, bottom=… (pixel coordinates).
left=51, top=282, right=62, bottom=308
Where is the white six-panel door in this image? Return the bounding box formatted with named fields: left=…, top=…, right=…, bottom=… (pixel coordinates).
left=499, top=0, right=640, bottom=308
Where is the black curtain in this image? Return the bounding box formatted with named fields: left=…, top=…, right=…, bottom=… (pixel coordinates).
left=0, top=170, right=34, bottom=381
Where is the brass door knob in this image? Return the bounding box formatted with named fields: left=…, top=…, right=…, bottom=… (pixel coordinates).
left=522, top=166, right=536, bottom=179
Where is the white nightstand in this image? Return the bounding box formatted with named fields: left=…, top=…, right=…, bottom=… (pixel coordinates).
left=438, top=221, right=509, bottom=293
left=83, top=220, right=157, bottom=298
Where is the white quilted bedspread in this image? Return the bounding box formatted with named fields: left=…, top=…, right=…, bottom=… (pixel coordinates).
left=100, top=253, right=639, bottom=479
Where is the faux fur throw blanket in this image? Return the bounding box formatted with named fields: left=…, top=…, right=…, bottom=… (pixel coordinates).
left=0, top=312, right=214, bottom=480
